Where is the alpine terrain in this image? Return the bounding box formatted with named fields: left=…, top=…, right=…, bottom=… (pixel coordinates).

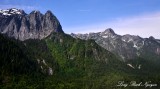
left=71, top=28, right=160, bottom=62
left=0, top=8, right=160, bottom=89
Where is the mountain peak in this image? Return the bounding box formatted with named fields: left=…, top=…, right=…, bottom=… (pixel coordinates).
left=46, top=10, right=53, bottom=14
left=30, top=10, right=41, bottom=14
left=45, top=10, right=55, bottom=17
left=100, top=28, right=116, bottom=36
left=0, top=8, right=25, bottom=16
left=0, top=8, right=63, bottom=41
left=103, top=28, right=115, bottom=34
left=149, top=36, right=155, bottom=40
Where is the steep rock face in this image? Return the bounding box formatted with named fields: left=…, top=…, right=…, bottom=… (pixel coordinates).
left=0, top=8, right=63, bottom=41
left=71, top=28, right=160, bottom=61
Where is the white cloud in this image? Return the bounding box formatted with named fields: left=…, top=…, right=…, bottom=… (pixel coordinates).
left=65, top=12, right=160, bottom=39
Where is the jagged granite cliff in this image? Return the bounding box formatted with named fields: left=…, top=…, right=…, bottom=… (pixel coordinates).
left=0, top=8, right=63, bottom=41
left=71, top=28, right=160, bottom=61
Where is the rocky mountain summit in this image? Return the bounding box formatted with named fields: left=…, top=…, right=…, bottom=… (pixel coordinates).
left=0, top=8, right=63, bottom=41
left=71, top=28, right=160, bottom=61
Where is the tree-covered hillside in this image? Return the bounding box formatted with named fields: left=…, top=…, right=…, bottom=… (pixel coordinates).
left=0, top=33, right=160, bottom=89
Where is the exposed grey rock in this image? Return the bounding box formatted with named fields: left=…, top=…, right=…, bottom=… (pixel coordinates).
left=0, top=8, right=63, bottom=41
left=71, top=28, right=160, bottom=61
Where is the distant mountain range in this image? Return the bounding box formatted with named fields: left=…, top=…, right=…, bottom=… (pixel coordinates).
left=0, top=8, right=160, bottom=89
left=71, top=28, right=160, bottom=62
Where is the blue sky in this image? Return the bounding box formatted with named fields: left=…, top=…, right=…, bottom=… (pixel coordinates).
left=0, top=0, right=160, bottom=38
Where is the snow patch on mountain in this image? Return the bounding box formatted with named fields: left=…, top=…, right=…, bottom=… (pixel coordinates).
left=138, top=65, right=141, bottom=69
left=0, top=8, right=24, bottom=16
left=102, top=36, right=108, bottom=38
left=48, top=67, right=53, bottom=75
left=127, top=64, right=135, bottom=69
